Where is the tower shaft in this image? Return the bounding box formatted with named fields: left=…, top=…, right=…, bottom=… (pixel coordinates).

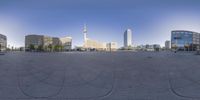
left=83, top=24, right=87, bottom=42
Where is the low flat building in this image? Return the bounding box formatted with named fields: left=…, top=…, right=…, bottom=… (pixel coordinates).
left=0, top=34, right=7, bottom=52
left=82, top=24, right=117, bottom=51
left=136, top=44, right=161, bottom=51
left=84, top=39, right=107, bottom=51
left=83, top=24, right=107, bottom=51
left=106, top=42, right=118, bottom=51
left=165, top=40, right=171, bottom=50
left=153, top=44, right=161, bottom=51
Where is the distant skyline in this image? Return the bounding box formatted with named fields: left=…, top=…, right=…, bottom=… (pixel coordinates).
left=1, top=0, right=200, bottom=48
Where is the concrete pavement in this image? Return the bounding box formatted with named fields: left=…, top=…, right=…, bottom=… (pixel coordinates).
left=0, top=51, right=200, bottom=100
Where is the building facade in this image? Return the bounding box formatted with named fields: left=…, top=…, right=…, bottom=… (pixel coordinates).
left=60, top=37, right=72, bottom=51
left=83, top=24, right=107, bottom=51
left=165, top=40, right=171, bottom=49
left=0, top=34, right=7, bottom=51
left=124, top=29, right=132, bottom=47
left=171, top=30, right=200, bottom=51
left=52, top=37, right=61, bottom=46
left=136, top=44, right=161, bottom=51
left=153, top=44, right=161, bottom=51
left=84, top=39, right=107, bottom=51
left=106, top=42, right=118, bottom=51
left=82, top=24, right=118, bottom=51
left=25, top=35, right=72, bottom=51
left=25, top=35, right=44, bottom=51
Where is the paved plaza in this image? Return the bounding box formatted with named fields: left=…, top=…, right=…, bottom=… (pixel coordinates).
left=0, top=51, right=200, bottom=100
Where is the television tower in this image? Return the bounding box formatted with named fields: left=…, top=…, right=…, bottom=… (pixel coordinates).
left=83, top=24, right=87, bottom=42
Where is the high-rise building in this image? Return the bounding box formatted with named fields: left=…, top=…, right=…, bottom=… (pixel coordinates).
left=0, top=34, right=7, bottom=52
left=165, top=40, right=171, bottom=49
left=171, top=30, right=200, bottom=51
left=124, top=29, right=132, bottom=47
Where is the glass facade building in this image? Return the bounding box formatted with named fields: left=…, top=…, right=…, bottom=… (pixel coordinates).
left=171, top=30, right=200, bottom=51
left=124, top=29, right=132, bottom=47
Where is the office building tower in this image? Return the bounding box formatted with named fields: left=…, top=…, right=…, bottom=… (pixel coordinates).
left=124, top=29, right=132, bottom=47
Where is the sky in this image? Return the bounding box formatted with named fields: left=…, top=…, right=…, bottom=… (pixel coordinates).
left=1, top=0, right=200, bottom=48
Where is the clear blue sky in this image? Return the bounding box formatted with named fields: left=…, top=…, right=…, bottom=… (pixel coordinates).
left=1, top=0, right=200, bottom=48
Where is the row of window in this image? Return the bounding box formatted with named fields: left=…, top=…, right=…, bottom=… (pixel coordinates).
left=172, top=31, right=194, bottom=36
